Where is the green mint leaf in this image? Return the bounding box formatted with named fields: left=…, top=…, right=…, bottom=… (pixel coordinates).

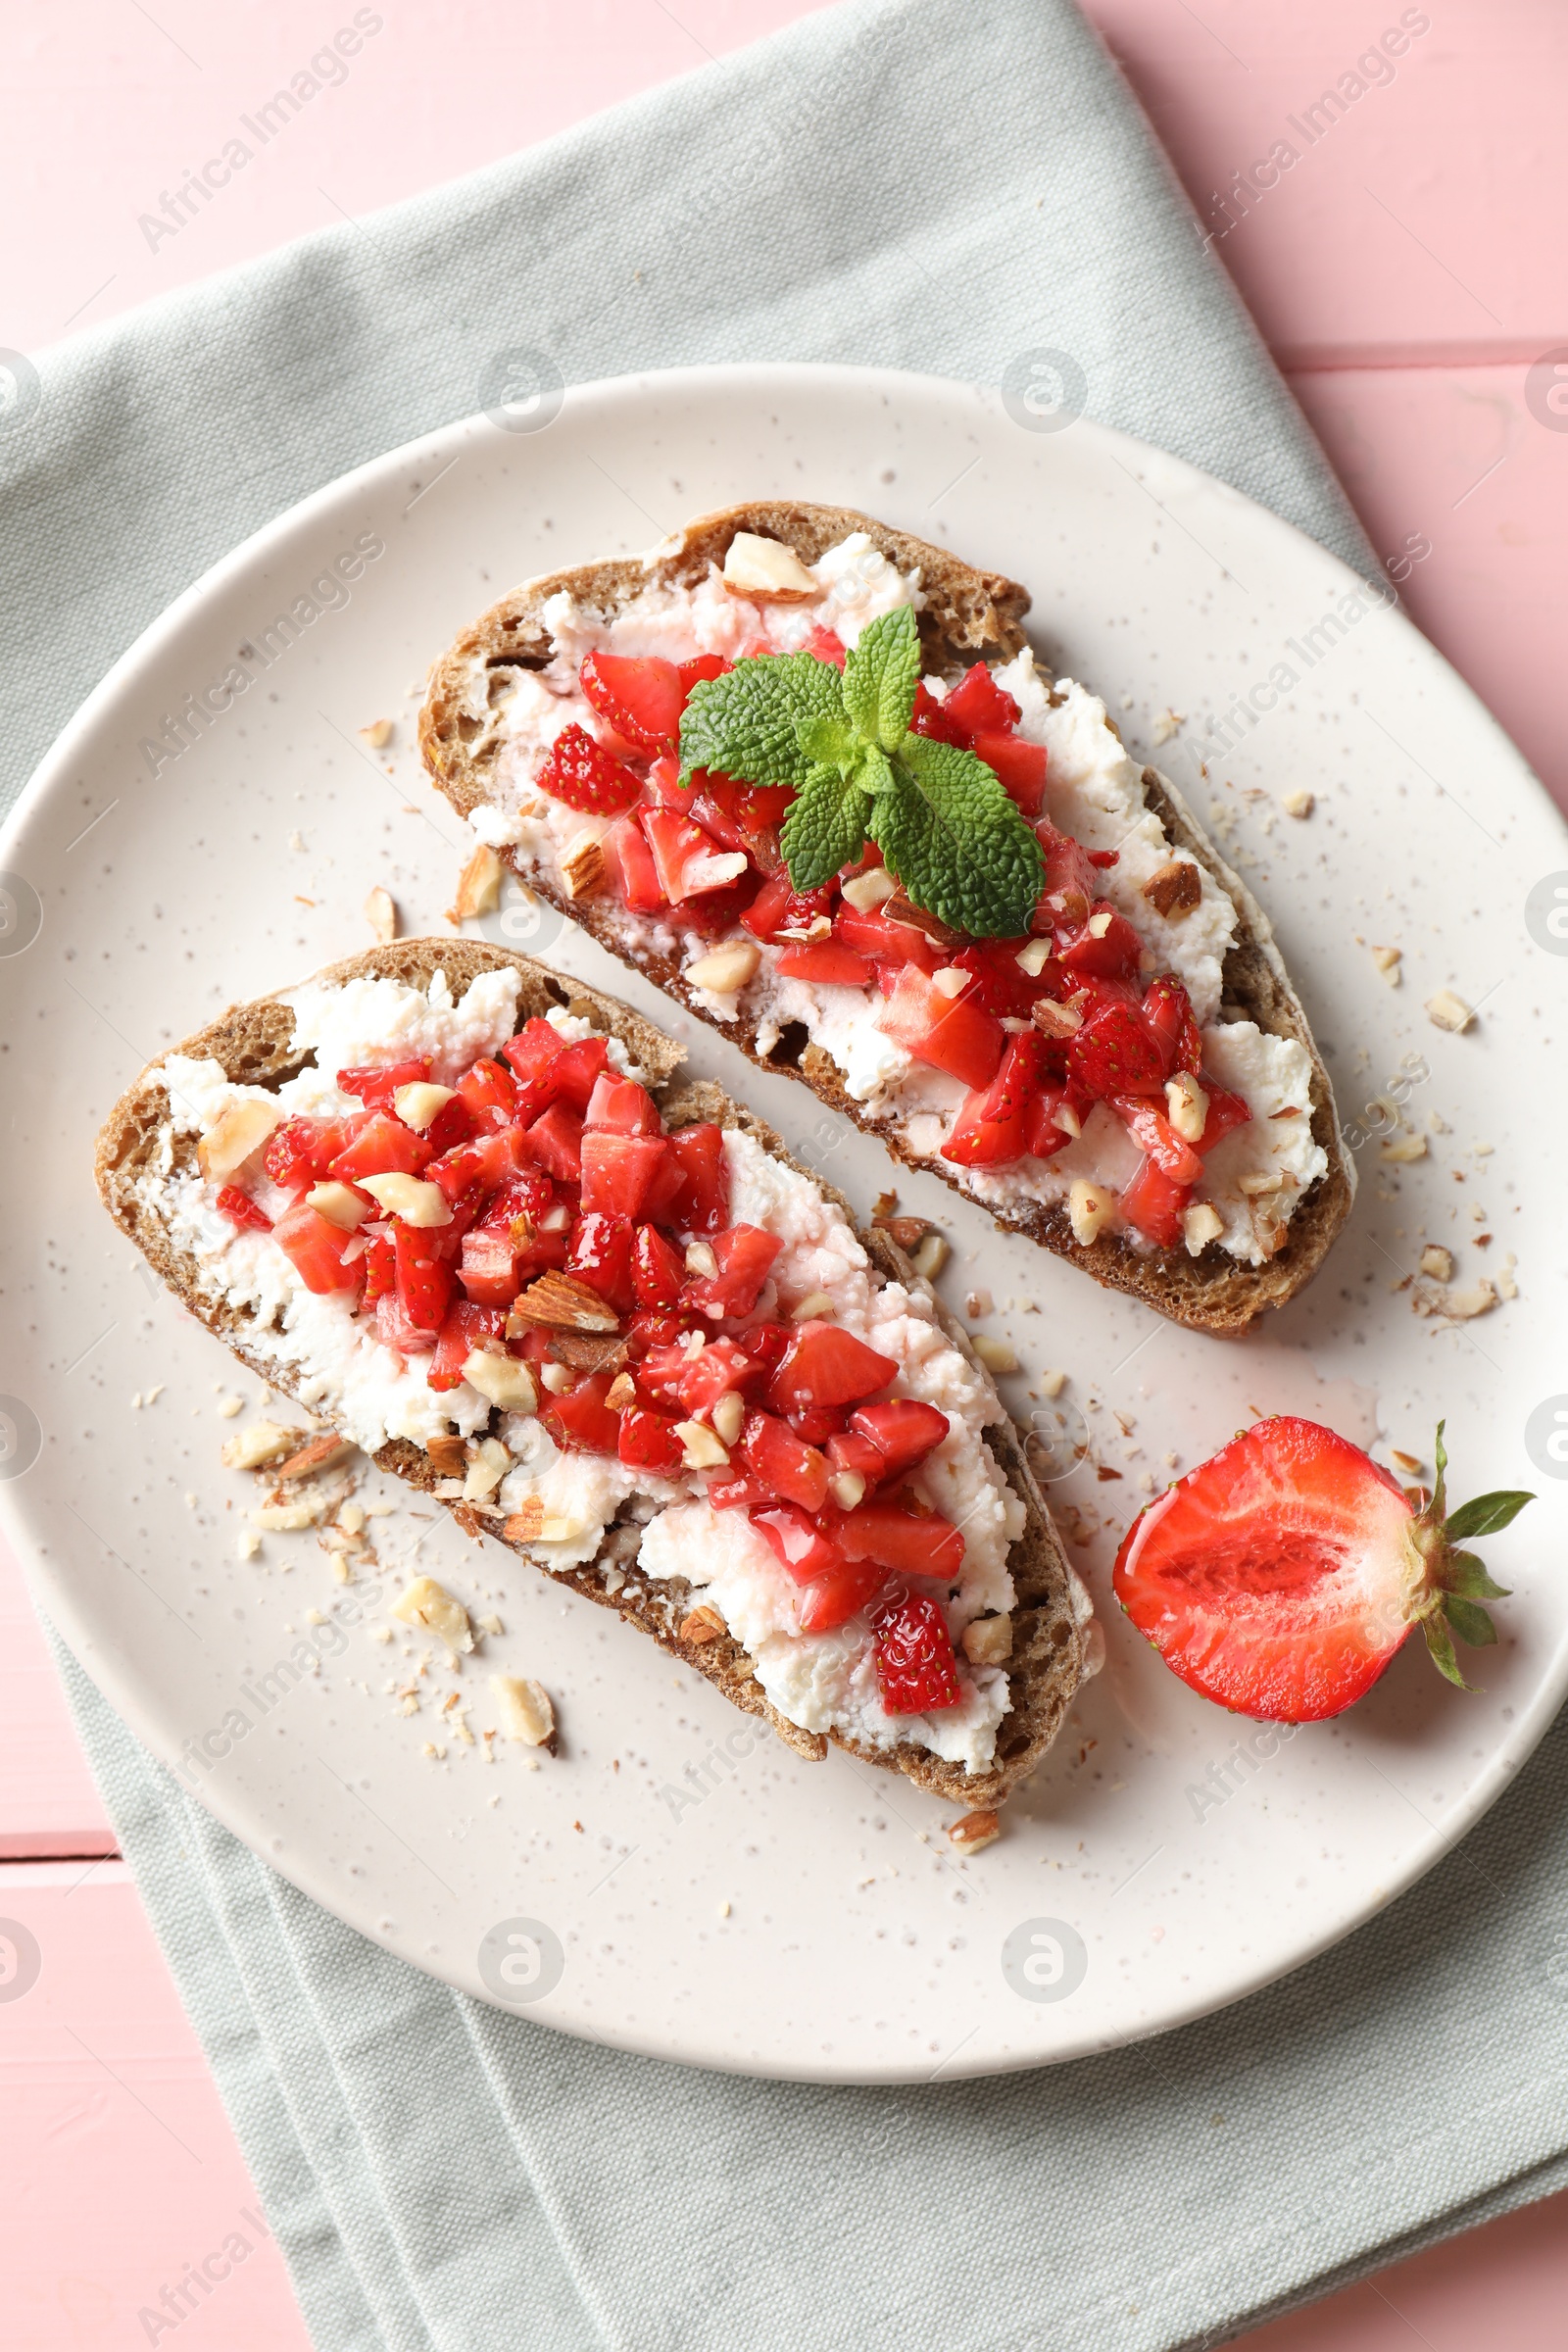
left=678, top=653, right=845, bottom=789
left=795, top=711, right=859, bottom=772
left=1443, top=1595, right=1499, bottom=1649
left=841, top=605, right=920, bottom=753
left=858, top=744, right=896, bottom=798
left=1438, top=1550, right=1511, bottom=1601
left=780, top=770, right=871, bottom=892
left=1421, top=1609, right=1474, bottom=1690
left=872, top=734, right=1045, bottom=937
left=1444, top=1489, right=1535, bottom=1543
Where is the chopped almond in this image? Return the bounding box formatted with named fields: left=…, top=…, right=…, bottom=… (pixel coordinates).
left=1165, top=1071, right=1208, bottom=1144
left=721, top=531, right=819, bottom=602
left=221, top=1419, right=295, bottom=1471
left=972, top=1334, right=1018, bottom=1374
left=910, top=1232, right=950, bottom=1280
left=491, top=1674, right=556, bottom=1746
left=364, top=884, right=399, bottom=943
left=841, top=867, right=898, bottom=912
left=1281, top=788, right=1314, bottom=818
left=464, top=1352, right=538, bottom=1413
left=604, top=1371, right=638, bottom=1413
left=948, top=1809, right=1001, bottom=1854
left=425, top=1433, right=466, bottom=1476
left=276, top=1433, right=356, bottom=1482
left=360, top=1172, right=452, bottom=1226
left=448, top=843, right=503, bottom=923
left=560, top=830, right=606, bottom=901
left=710, top=1389, right=746, bottom=1447
left=507, top=1269, right=620, bottom=1333
left=392, top=1576, right=473, bottom=1652
left=1419, top=1245, right=1454, bottom=1281
left=675, top=1420, right=730, bottom=1470
left=1183, top=1202, right=1223, bottom=1255
left=358, top=718, right=394, bottom=750
left=684, top=939, right=761, bottom=994
left=197, top=1097, right=284, bottom=1181
left=393, top=1081, right=457, bottom=1132
left=679, top=1604, right=726, bottom=1646
left=961, top=1616, right=1013, bottom=1666
left=1067, top=1180, right=1113, bottom=1247
left=503, top=1496, right=581, bottom=1544
left=1031, top=998, right=1084, bottom=1040
left=1142, top=860, right=1200, bottom=917
left=1426, top=988, right=1474, bottom=1033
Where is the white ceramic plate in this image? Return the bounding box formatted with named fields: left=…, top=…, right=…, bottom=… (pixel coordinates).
left=4, top=365, right=1564, bottom=2082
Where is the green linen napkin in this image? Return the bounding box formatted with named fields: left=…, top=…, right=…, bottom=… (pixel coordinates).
left=12, top=3, right=1568, bottom=2346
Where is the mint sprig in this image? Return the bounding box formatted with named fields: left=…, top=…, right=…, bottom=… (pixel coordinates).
left=677, top=605, right=1044, bottom=937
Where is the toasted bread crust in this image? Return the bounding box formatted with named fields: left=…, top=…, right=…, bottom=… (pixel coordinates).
left=95, top=939, right=1086, bottom=1809
left=417, top=501, right=1353, bottom=1335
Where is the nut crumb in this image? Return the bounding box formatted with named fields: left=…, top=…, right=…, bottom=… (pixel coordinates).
left=1425, top=988, right=1474, bottom=1034
left=358, top=718, right=394, bottom=750
left=949, top=1809, right=1001, bottom=1854
left=365, top=884, right=398, bottom=944
left=1281, top=788, right=1314, bottom=818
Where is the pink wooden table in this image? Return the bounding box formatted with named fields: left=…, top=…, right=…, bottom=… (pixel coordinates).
left=5, top=4, right=1566, bottom=2343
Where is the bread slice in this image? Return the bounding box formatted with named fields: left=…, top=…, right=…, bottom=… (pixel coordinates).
left=94, top=939, right=1090, bottom=1809
left=418, top=501, right=1353, bottom=1336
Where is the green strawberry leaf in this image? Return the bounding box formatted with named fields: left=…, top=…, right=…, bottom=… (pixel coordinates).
left=779, top=770, right=871, bottom=893
left=872, top=734, right=1045, bottom=937
left=1430, top=1419, right=1449, bottom=1522
left=1443, top=1595, right=1499, bottom=1649
left=1437, top=1549, right=1511, bottom=1600
left=841, top=605, right=920, bottom=753
left=678, top=653, right=845, bottom=789
left=1445, top=1489, right=1535, bottom=1543
left=1421, top=1609, right=1474, bottom=1690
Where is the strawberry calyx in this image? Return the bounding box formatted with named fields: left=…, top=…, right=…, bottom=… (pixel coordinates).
left=1401, top=1420, right=1531, bottom=1690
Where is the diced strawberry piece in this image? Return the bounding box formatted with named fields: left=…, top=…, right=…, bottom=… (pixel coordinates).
left=784, top=1403, right=848, bottom=1446
left=420, top=1095, right=473, bottom=1157
left=546, top=1037, right=612, bottom=1111
left=394, top=1221, right=453, bottom=1331
left=774, top=940, right=873, bottom=987
left=265, top=1115, right=362, bottom=1190
left=678, top=652, right=732, bottom=699
left=708, top=1471, right=775, bottom=1513
left=544, top=1370, right=622, bottom=1455
left=523, top=1102, right=584, bottom=1182
left=459, top=1229, right=524, bottom=1306
left=838, top=1502, right=965, bottom=1582
left=1031, top=821, right=1100, bottom=935
left=834, top=904, right=944, bottom=979
left=579, top=1131, right=668, bottom=1220
left=687, top=788, right=754, bottom=855
left=876, top=965, right=1006, bottom=1091
left=1021, top=1080, right=1080, bottom=1162
left=624, top=1308, right=699, bottom=1358
left=805, top=623, right=847, bottom=667
left=1057, top=905, right=1144, bottom=982
left=328, top=1111, right=431, bottom=1183
left=642, top=807, right=741, bottom=904
left=942, top=1031, right=1051, bottom=1169
left=427, top=1127, right=528, bottom=1204
left=273, top=1200, right=362, bottom=1295
left=664, top=1124, right=729, bottom=1235
left=217, top=1184, right=271, bottom=1233
left=731, top=1321, right=790, bottom=1377
left=457, top=1056, right=518, bottom=1130
left=935, top=662, right=1022, bottom=744
left=566, top=1210, right=637, bottom=1315
left=360, top=1230, right=396, bottom=1303
left=846, top=1400, right=950, bottom=1481
left=538, top=721, right=643, bottom=815
left=1142, top=977, right=1202, bottom=1076
left=749, top=1503, right=844, bottom=1585
left=871, top=1592, right=962, bottom=1712
left=766, top=1322, right=899, bottom=1416
left=797, top=1555, right=891, bottom=1635
left=824, top=1430, right=887, bottom=1486
left=738, top=1409, right=830, bottom=1513
left=642, top=1334, right=760, bottom=1414
left=1196, top=1082, right=1252, bottom=1153
left=1070, top=999, right=1168, bottom=1100
left=971, top=730, right=1048, bottom=817
left=603, top=814, right=666, bottom=911
left=583, top=1074, right=663, bottom=1136
left=374, top=1292, right=437, bottom=1354
left=945, top=938, right=1052, bottom=1018
left=617, top=1405, right=686, bottom=1478
left=427, top=1299, right=508, bottom=1393
left=631, top=1222, right=686, bottom=1310
left=738, top=873, right=791, bottom=943
left=336, top=1056, right=431, bottom=1111
left=685, top=1223, right=782, bottom=1319
left=1111, top=1098, right=1204, bottom=1185
left=476, top=1169, right=555, bottom=1232
left=1119, top=1156, right=1192, bottom=1249
left=579, top=649, right=684, bottom=757
left=502, top=1017, right=566, bottom=1087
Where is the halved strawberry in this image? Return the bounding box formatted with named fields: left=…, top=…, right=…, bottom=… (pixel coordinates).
left=837, top=1501, right=964, bottom=1582
left=538, top=721, right=643, bottom=814
left=1113, top=1416, right=1530, bottom=1720
left=737, top=1409, right=830, bottom=1513
left=579, top=650, right=684, bottom=756
left=766, top=1322, right=898, bottom=1416
left=684, top=1223, right=781, bottom=1319
left=870, top=1591, right=962, bottom=1713
left=273, top=1199, right=361, bottom=1295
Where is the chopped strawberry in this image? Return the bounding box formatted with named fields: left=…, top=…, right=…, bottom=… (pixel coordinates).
left=617, top=1404, right=686, bottom=1477
left=502, top=1018, right=566, bottom=1089
left=1196, top=1081, right=1252, bottom=1154
left=337, top=1056, right=431, bottom=1111
left=632, top=1221, right=686, bottom=1310
left=1111, top=1099, right=1204, bottom=1185
left=273, top=1200, right=363, bottom=1295
left=327, top=1111, right=432, bottom=1183
left=538, top=721, right=643, bottom=815
left=361, top=1231, right=396, bottom=1302
left=374, top=1292, right=437, bottom=1354
left=870, top=1592, right=962, bottom=1713
left=457, top=1057, right=517, bottom=1130
left=624, top=1308, right=700, bottom=1358
left=265, top=1114, right=364, bottom=1190
left=579, top=649, right=684, bottom=757
left=603, top=814, right=666, bottom=911
left=580, top=1131, right=668, bottom=1220
left=942, top=1031, right=1051, bottom=1168
left=1118, top=1157, right=1192, bottom=1250
left=583, top=1074, right=663, bottom=1136
left=731, top=1321, right=789, bottom=1378
left=566, top=1210, right=637, bottom=1315
left=843, top=1399, right=949, bottom=1482
left=823, top=1429, right=888, bottom=1487
left=678, top=651, right=732, bottom=699
left=1056, top=904, right=1144, bottom=982
left=641, top=806, right=748, bottom=904
left=741, top=874, right=838, bottom=944
left=804, top=623, right=847, bottom=668
left=766, top=1321, right=899, bottom=1416
left=784, top=1404, right=848, bottom=1446
left=394, top=1222, right=453, bottom=1332
left=839, top=1502, right=964, bottom=1582
left=458, top=1228, right=524, bottom=1306
left=738, top=1409, right=831, bottom=1513
left=427, top=1127, right=529, bottom=1204
left=217, top=1185, right=271, bottom=1234
left=708, top=1471, right=776, bottom=1514
left=522, top=1102, right=584, bottom=1182
left=543, top=1370, right=622, bottom=1455
left=1141, top=977, right=1202, bottom=1076
left=664, top=1123, right=729, bottom=1235
left=915, top=662, right=1020, bottom=745
left=750, top=1503, right=844, bottom=1585
left=876, top=965, right=1006, bottom=1090
left=427, top=1300, right=507, bottom=1393
left=547, top=1037, right=612, bottom=1112
left=641, top=1334, right=760, bottom=1414
left=476, top=1168, right=555, bottom=1232
left=1031, top=821, right=1100, bottom=936
left=774, top=939, right=873, bottom=987
left=684, top=1223, right=781, bottom=1319
left=970, top=730, right=1048, bottom=817
left=797, top=1555, right=890, bottom=1635
left=833, top=903, right=944, bottom=984
left=1069, top=999, right=1168, bottom=1099
left=420, top=1095, right=473, bottom=1157
left=1113, top=1415, right=1529, bottom=1720
left=945, top=937, right=1052, bottom=1019
left=1020, top=1081, right=1081, bottom=1162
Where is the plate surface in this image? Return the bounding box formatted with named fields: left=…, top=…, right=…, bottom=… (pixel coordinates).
left=3, top=364, right=1564, bottom=2082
